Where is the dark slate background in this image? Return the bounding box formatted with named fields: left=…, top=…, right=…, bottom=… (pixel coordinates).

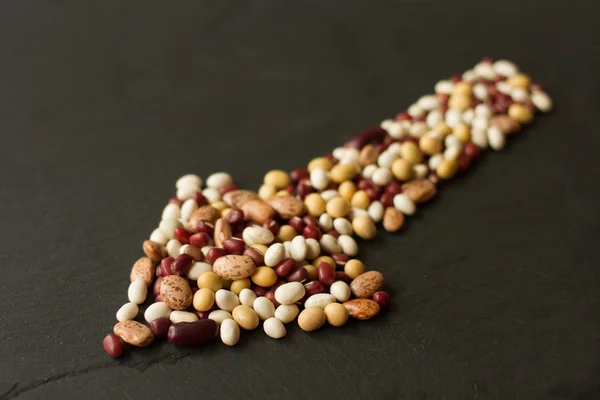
left=0, top=1, right=598, bottom=399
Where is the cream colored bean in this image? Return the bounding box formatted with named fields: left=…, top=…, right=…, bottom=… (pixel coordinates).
left=474, top=61, right=496, bottom=80
left=242, top=226, right=275, bottom=246
left=128, top=278, right=147, bottom=305
left=318, top=213, right=333, bottom=231
left=202, top=187, right=221, bottom=203
left=186, top=261, right=213, bottom=280
left=166, top=239, right=182, bottom=258
left=445, top=109, right=462, bottom=127
left=305, top=238, right=320, bottom=260
left=253, top=296, right=276, bottom=320
left=263, top=317, right=286, bottom=339
left=409, top=121, right=428, bottom=137
left=330, top=281, right=351, bottom=302
left=393, top=193, right=416, bottom=216
left=435, top=79, right=454, bottom=94
left=338, top=235, right=358, bottom=257
left=444, top=145, right=462, bottom=161
left=320, top=189, right=339, bottom=202
left=180, top=199, right=198, bottom=221
left=144, top=302, right=172, bottom=323
left=220, top=318, right=240, bottom=346
left=362, top=164, right=377, bottom=179
left=264, top=243, right=285, bottom=267
left=332, top=147, right=347, bottom=160
left=274, top=304, right=299, bottom=324
left=531, top=91, right=553, bottom=112
left=162, top=203, right=181, bottom=221
left=462, top=109, right=475, bottom=125
left=201, top=245, right=213, bottom=257
left=170, top=311, right=198, bottom=323
left=206, top=172, right=233, bottom=189
left=159, top=218, right=181, bottom=240
left=215, top=289, right=240, bottom=312
left=319, top=234, right=342, bottom=254
left=275, top=282, right=306, bottom=305
left=413, top=164, right=428, bottom=179
left=471, top=128, right=488, bottom=149
left=304, top=293, right=336, bottom=310
left=348, top=208, right=369, bottom=221
left=428, top=153, right=443, bottom=170
left=232, top=305, right=259, bottom=330
left=371, top=167, right=392, bottom=186
left=290, top=235, right=308, bottom=262
left=493, top=59, right=518, bottom=76
left=116, top=302, right=138, bottom=322
left=208, top=310, right=233, bottom=325
left=377, top=151, right=398, bottom=168
left=310, top=168, right=329, bottom=191
left=176, top=174, right=201, bottom=189
left=408, top=103, right=425, bottom=118
left=176, top=186, right=197, bottom=201
left=333, top=218, right=353, bottom=235
left=150, top=228, right=168, bottom=245
left=367, top=201, right=384, bottom=223
left=487, top=126, right=505, bottom=150
left=339, top=148, right=360, bottom=165
left=239, top=288, right=257, bottom=307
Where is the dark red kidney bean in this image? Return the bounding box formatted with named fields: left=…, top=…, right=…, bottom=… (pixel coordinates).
left=174, top=227, right=191, bottom=244
left=288, top=217, right=305, bottom=233
left=290, top=168, right=309, bottom=183
left=263, top=218, right=280, bottom=235
left=264, top=290, right=280, bottom=307
left=303, top=225, right=321, bottom=240
left=296, top=181, right=315, bottom=199
left=327, top=230, right=340, bottom=239
left=396, top=111, right=410, bottom=121
left=383, top=135, right=395, bottom=147
left=357, top=179, right=371, bottom=191
left=153, top=276, right=164, bottom=296
left=167, top=320, right=218, bottom=347
left=275, top=258, right=295, bottom=277
left=150, top=317, right=172, bottom=340
left=189, top=232, right=210, bottom=248
left=302, top=215, right=318, bottom=227
left=160, top=257, right=175, bottom=277
left=171, top=254, right=194, bottom=276
left=304, top=281, right=324, bottom=296
left=191, top=192, right=207, bottom=206
left=287, top=267, right=308, bottom=283
left=318, top=262, right=336, bottom=285
left=194, top=310, right=210, bottom=320
left=385, top=181, right=403, bottom=195
left=103, top=333, right=125, bottom=358
left=155, top=295, right=163, bottom=302
left=428, top=172, right=440, bottom=186
left=457, top=153, right=472, bottom=173
left=332, top=253, right=349, bottom=267
left=183, top=244, right=204, bottom=261
left=345, top=127, right=386, bottom=149
left=223, top=237, right=245, bottom=255
left=219, top=184, right=238, bottom=195
left=366, top=186, right=382, bottom=201
left=195, top=220, right=215, bottom=235
left=326, top=182, right=339, bottom=191
left=464, top=142, right=481, bottom=159
left=225, top=209, right=244, bottom=224
left=251, top=285, right=267, bottom=297
left=335, top=271, right=351, bottom=283
left=286, top=185, right=296, bottom=195
left=168, top=198, right=183, bottom=206
left=243, top=247, right=264, bottom=267
left=207, top=247, right=228, bottom=263
left=380, top=192, right=394, bottom=208
left=373, top=291, right=391, bottom=308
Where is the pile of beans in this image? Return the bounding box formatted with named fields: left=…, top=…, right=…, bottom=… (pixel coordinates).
left=103, top=58, right=552, bottom=357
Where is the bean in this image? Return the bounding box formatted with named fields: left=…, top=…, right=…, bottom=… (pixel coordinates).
left=242, top=226, right=275, bottom=246
left=166, top=239, right=182, bottom=258
left=393, top=194, right=416, bottom=216
left=290, top=236, right=308, bottom=261
left=274, top=281, right=305, bottom=305
left=251, top=266, right=278, bottom=288
left=160, top=275, right=193, bottom=310
left=274, top=304, right=299, bottom=324
left=302, top=225, right=321, bottom=240
left=153, top=276, right=163, bottom=296
left=319, top=234, right=342, bottom=254
left=345, top=127, right=387, bottom=149
left=264, top=290, right=280, bottom=307
left=344, top=259, right=365, bottom=279
left=189, top=232, right=211, bottom=248
left=230, top=278, right=251, bottom=295
left=338, top=235, right=358, bottom=257
left=167, top=320, right=218, bottom=347
left=239, top=288, right=257, bottom=307
left=223, top=237, right=246, bottom=255
left=264, top=243, right=285, bottom=267
left=336, top=271, right=351, bottom=283
left=252, top=285, right=267, bottom=297
left=253, top=296, right=276, bottom=320
left=196, top=220, right=215, bottom=235
left=128, top=278, right=147, bottom=305
left=170, top=311, right=199, bottom=324
left=197, top=271, right=222, bottom=292
left=171, top=254, right=194, bottom=276
left=318, top=213, right=333, bottom=231
left=286, top=267, right=308, bottom=283
left=103, top=333, right=125, bottom=358
left=206, top=172, right=233, bottom=189
left=187, top=261, right=213, bottom=281
left=144, top=302, right=172, bottom=323
left=373, top=291, right=391, bottom=308
left=304, top=293, right=336, bottom=310
left=324, top=303, right=349, bottom=327
left=232, top=305, right=259, bottom=330
left=318, top=262, right=336, bottom=286
left=220, top=318, right=240, bottom=346
left=298, top=307, right=327, bottom=332
left=243, top=247, right=265, bottom=267
left=330, top=281, right=351, bottom=302
left=263, top=317, right=287, bottom=339
left=305, top=238, right=320, bottom=260
left=113, top=320, right=154, bottom=347
left=275, top=258, right=295, bottom=277
left=304, top=281, right=325, bottom=296
left=116, top=302, right=138, bottom=322
left=149, top=317, right=171, bottom=340
left=193, top=288, right=215, bottom=312
left=208, top=310, right=233, bottom=325
left=215, top=289, right=240, bottom=312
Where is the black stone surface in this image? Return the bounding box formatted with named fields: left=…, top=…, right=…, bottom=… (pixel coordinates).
left=0, top=1, right=599, bottom=399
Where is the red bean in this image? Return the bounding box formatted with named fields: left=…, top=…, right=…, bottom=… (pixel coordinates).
left=335, top=271, right=351, bottom=283
left=375, top=143, right=387, bottom=153
left=287, top=267, right=308, bottom=283
left=191, top=192, right=207, bottom=206
left=366, top=186, right=382, bottom=201
left=380, top=192, right=394, bottom=208
left=286, top=185, right=296, bottom=195
left=263, top=218, right=280, bottom=235
left=150, top=317, right=172, bottom=340
left=155, top=295, right=163, bottom=302
left=373, top=291, right=391, bottom=308
left=242, top=247, right=264, bottom=267
left=327, top=230, right=340, bottom=239
left=296, top=181, right=315, bottom=199
left=223, top=237, right=245, bottom=255
left=331, top=253, right=349, bottom=267
left=167, top=320, right=218, bottom=347
left=264, top=290, right=280, bottom=307
left=357, top=179, right=371, bottom=191
left=160, top=257, right=174, bottom=276
left=183, top=244, right=204, bottom=261
left=318, top=262, right=336, bottom=285
left=189, top=232, right=210, bottom=248
left=153, top=276, right=164, bottom=296
left=303, top=225, right=321, bottom=240
left=251, top=285, right=267, bottom=297
left=464, top=142, right=481, bottom=159
left=171, top=254, right=194, bottom=276
left=207, top=247, right=228, bottom=264
left=275, top=258, right=295, bottom=277
left=302, top=215, right=318, bottom=227
left=219, top=184, right=238, bottom=195
left=345, top=127, right=387, bottom=149
left=395, top=112, right=410, bottom=121
left=174, top=227, right=191, bottom=244
left=103, top=333, right=125, bottom=358
left=225, top=209, right=244, bottom=224
left=289, top=217, right=305, bottom=233
left=457, top=153, right=472, bottom=173
left=290, top=168, right=309, bottom=183
left=270, top=279, right=287, bottom=290
left=194, top=310, right=210, bottom=320
left=451, top=74, right=461, bottom=83
left=304, top=281, right=324, bottom=296
left=169, top=198, right=183, bottom=206
left=195, top=220, right=215, bottom=235
left=385, top=181, right=403, bottom=195
left=326, top=182, right=339, bottom=191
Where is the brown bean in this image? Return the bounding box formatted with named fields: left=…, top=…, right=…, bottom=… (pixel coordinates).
left=189, top=206, right=219, bottom=230
left=343, top=299, right=380, bottom=320
left=214, top=218, right=232, bottom=247
left=223, top=190, right=259, bottom=209
left=142, top=240, right=167, bottom=261
left=267, top=195, right=306, bottom=219
left=350, top=271, right=385, bottom=298
left=113, top=320, right=154, bottom=347
left=383, top=207, right=405, bottom=232
left=159, top=275, right=193, bottom=310
left=241, top=199, right=276, bottom=224
left=130, top=257, right=155, bottom=286
left=401, top=179, right=437, bottom=203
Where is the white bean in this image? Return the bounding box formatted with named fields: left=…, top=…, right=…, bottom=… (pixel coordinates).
left=367, top=201, right=384, bottom=223
left=253, top=296, right=276, bottom=320
left=144, top=302, right=172, bottom=323
left=166, top=239, right=182, bottom=258
left=472, top=83, right=488, bottom=100
left=340, top=148, right=360, bottom=166
left=417, top=94, right=439, bottom=110
left=444, top=133, right=461, bottom=149
left=305, top=238, right=321, bottom=260
left=263, top=317, right=286, bottom=339
left=475, top=103, right=492, bottom=118
left=377, top=151, right=398, bottom=168
left=428, top=153, right=443, bottom=170
left=511, top=87, right=529, bottom=102
left=493, top=59, right=518, bottom=77
left=385, top=121, right=406, bottom=139
left=471, top=128, right=488, bottom=149
left=186, top=262, right=213, bottom=280
left=180, top=199, right=198, bottom=221
left=239, top=288, right=257, bottom=307
left=176, top=186, right=198, bottom=201
left=362, top=164, right=377, bottom=179
left=330, top=281, right=351, bottom=302
left=290, top=235, right=308, bottom=262
left=282, top=241, right=292, bottom=259
left=116, top=302, right=138, bottom=322
left=444, top=145, right=462, bottom=161
left=426, top=109, right=443, bottom=128
left=149, top=228, right=168, bottom=245
left=409, top=121, right=428, bottom=137
left=338, top=235, right=358, bottom=256
left=310, top=168, right=329, bottom=191
left=264, top=243, right=285, bottom=267
left=487, top=126, right=505, bottom=150
left=472, top=117, right=489, bottom=132
left=159, top=218, right=181, bottom=239
left=206, top=172, right=233, bottom=189
left=304, top=294, right=336, bottom=310
left=413, top=164, right=428, bottom=179
left=333, top=218, right=353, bottom=235
left=445, top=108, right=462, bottom=128
left=220, top=318, right=240, bottom=346
left=393, top=194, right=416, bottom=216
left=274, top=304, right=299, bottom=324
left=176, top=174, right=202, bottom=190
left=128, top=278, right=147, bottom=305
left=202, top=187, right=221, bottom=203
left=320, top=189, right=339, bottom=202
left=319, top=234, right=342, bottom=254
left=531, top=91, right=553, bottom=112
left=161, top=203, right=181, bottom=220
left=371, top=167, right=392, bottom=186
left=318, top=213, right=333, bottom=231
left=462, top=109, right=475, bottom=125
left=474, top=61, right=496, bottom=80
left=215, top=289, right=240, bottom=312
left=170, top=311, right=198, bottom=323
left=242, top=226, right=275, bottom=246
left=274, top=282, right=305, bottom=305
left=461, top=69, right=477, bottom=82
left=434, top=79, right=454, bottom=94
left=332, top=147, right=347, bottom=160
left=496, top=81, right=512, bottom=95
left=201, top=245, right=213, bottom=257
left=208, top=310, right=233, bottom=325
